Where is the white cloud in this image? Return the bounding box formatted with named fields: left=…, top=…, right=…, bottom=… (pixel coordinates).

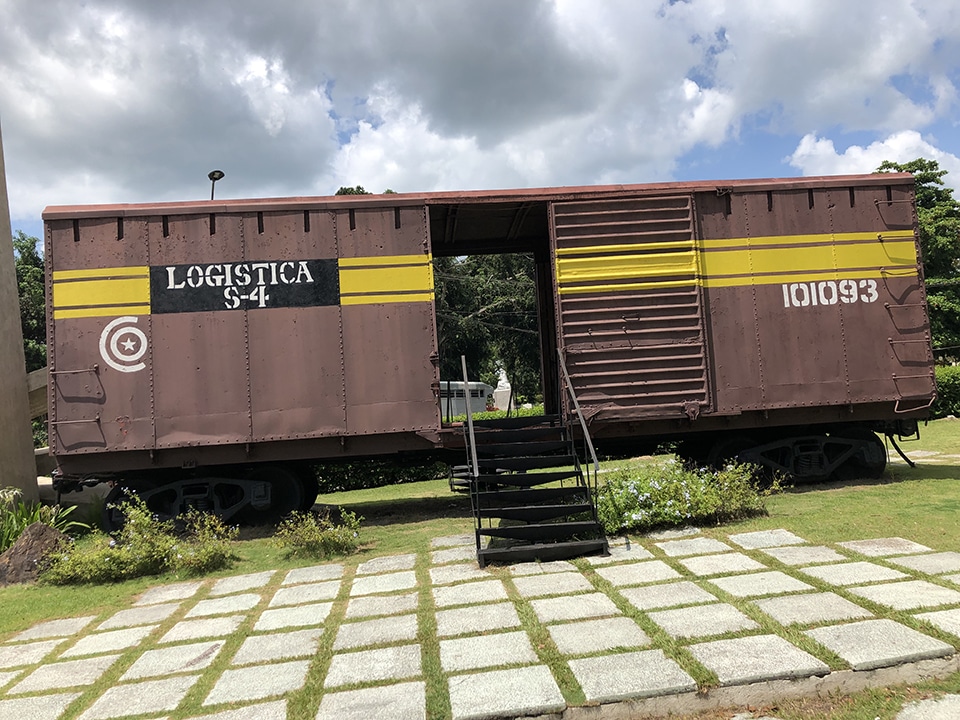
left=788, top=131, right=960, bottom=187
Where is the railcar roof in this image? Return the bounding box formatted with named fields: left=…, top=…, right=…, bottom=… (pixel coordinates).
left=42, top=173, right=915, bottom=220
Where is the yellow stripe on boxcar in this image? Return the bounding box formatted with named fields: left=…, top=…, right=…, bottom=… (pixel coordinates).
left=338, top=254, right=434, bottom=304
left=52, top=267, right=151, bottom=319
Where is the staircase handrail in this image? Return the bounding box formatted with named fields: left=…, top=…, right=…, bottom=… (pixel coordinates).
left=557, top=348, right=600, bottom=484
left=460, top=355, right=480, bottom=479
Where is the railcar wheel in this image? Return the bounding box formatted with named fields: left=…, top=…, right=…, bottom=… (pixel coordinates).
left=101, top=478, right=176, bottom=532
left=706, top=435, right=757, bottom=469
left=244, top=464, right=305, bottom=521
left=835, top=428, right=887, bottom=480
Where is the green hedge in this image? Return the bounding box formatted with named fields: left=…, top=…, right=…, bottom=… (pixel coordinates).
left=932, top=365, right=960, bottom=419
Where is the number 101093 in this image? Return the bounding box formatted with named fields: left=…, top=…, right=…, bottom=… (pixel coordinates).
left=781, top=279, right=879, bottom=308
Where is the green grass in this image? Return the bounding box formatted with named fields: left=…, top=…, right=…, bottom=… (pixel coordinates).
left=3, top=419, right=960, bottom=719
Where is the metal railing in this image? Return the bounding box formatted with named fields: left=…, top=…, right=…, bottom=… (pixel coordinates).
left=557, top=348, right=600, bottom=494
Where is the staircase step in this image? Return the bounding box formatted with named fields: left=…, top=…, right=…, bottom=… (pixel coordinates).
left=472, top=426, right=564, bottom=444
left=479, top=521, right=600, bottom=542
left=475, top=486, right=587, bottom=505
left=478, top=503, right=592, bottom=522
left=477, top=455, right=577, bottom=472
left=473, top=470, right=581, bottom=488
left=477, top=539, right=609, bottom=567
left=473, top=414, right=560, bottom=430
left=476, top=441, right=569, bottom=458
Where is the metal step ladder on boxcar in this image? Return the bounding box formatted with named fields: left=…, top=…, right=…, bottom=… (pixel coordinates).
left=455, top=358, right=608, bottom=567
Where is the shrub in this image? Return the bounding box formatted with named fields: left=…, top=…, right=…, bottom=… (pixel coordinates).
left=596, top=460, right=771, bottom=534
left=41, top=494, right=237, bottom=584
left=931, top=365, right=960, bottom=419
left=314, top=459, right=448, bottom=493
left=0, top=487, right=89, bottom=553
left=273, top=508, right=362, bottom=559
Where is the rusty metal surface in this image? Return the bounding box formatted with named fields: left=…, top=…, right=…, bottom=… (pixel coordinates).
left=48, top=202, right=438, bottom=470
left=551, top=195, right=711, bottom=420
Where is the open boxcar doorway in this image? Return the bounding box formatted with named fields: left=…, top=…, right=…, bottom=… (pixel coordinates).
left=427, top=201, right=558, bottom=423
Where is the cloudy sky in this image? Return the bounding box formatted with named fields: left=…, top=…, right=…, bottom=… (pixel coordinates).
left=2, top=0, right=959, bottom=240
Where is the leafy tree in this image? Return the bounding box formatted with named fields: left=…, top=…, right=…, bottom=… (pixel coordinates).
left=433, top=253, right=541, bottom=402
left=335, top=185, right=371, bottom=195
left=14, top=231, right=45, bottom=373
left=877, top=159, right=960, bottom=356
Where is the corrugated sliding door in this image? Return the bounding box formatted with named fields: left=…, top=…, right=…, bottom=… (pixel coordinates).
left=551, top=195, right=711, bottom=421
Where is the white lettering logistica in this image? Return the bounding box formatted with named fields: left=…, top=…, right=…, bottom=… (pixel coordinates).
left=164, top=261, right=315, bottom=290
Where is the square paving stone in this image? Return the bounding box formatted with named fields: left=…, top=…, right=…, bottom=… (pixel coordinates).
left=186, top=593, right=261, bottom=617
left=233, top=628, right=323, bottom=664
left=333, top=614, right=418, bottom=650
left=837, top=537, right=933, bottom=557
left=62, top=625, right=157, bottom=657
left=708, top=571, right=815, bottom=598
left=324, top=644, right=422, bottom=688
left=799, top=561, right=908, bottom=586
left=12, top=616, right=96, bottom=641
left=135, top=581, right=204, bottom=606
left=357, top=553, right=417, bottom=575
left=805, top=618, right=953, bottom=670
left=121, top=641, right=222, bottom=680
left=760, top=545, right=848, bottom=566
left=433, top=579, right=508, bottom=607
left=916, top=608, right=960, bottom=638
left=585, top=543, right=655, bottom=565
left=209, top=571, right=275, bottom=596
left=655, top=537, right=733, bottom=557
left=345, top=592, right=417, bottom=619
left=619, top=581, right=717, bottom=611
left=10, top=654, right=119, bottom=694
left=728, top=529, right=806, bottom=549
left=316, top=681, right=426, bottom=720
left=0, top=639, right=63, bottom=669
left=0, top=670, right=19, bottom=687
left=98, top=602, right=180, bottom=629
left=678, top=553, right=766, bottom=577
left=689, top=634, right=829, bottom=686
left=184, top=700, right=286, bottom=720
left=78, top=674, right=200, bottom=719
left=570, top=649, right=696, bottom=702
left=847, top=580, right=960, bottom=610
left=440, top=630, right=537, bottom=672
left=431, top=546, right=476, bottom=564
left=548, top=617, right=650, bottom=655
left=429, top=564, right=491, bottom=586
left=648, top=603, right=758, bottom=639
left=281, top=564, right=343, bottom=585
left=897, top=695, right=960, bottom=720
left=944, top=573, right=960, bottom=586
left=203, top=660, right=310, bottom=705
left=0, top=693, right=81, bottom=720
left=268, top=581, right=339, bottom=607
left=436, top=602, right=521, bottom=637
left=889, top=551, right=960, bottom=575
left=350, top=570, right=417, bottom=596
left=254, top=602, right=332, bottom=631
left=447, top=665, right=564, bottom=720
left=509, top=560, right=575, bottom=575
left=512, top=571, right=593, bottom=598
left=753, top=592, right=872, bottom=626
left=431, top=533, right=473, bottom=549
left=160, top=616, right=244, bottom=644
left=530, top=592, right=620, bottom=623
left=595, top=560, right=681, bottom=586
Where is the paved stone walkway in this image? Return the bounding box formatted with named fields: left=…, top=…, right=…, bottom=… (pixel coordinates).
left=2, top=528, right=960, bottom=720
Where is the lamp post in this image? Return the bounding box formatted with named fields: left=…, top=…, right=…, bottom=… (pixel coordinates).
left=208, top=170, right=225, bottom=201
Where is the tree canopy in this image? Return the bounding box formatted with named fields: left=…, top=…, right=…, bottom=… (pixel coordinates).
left=14, top=231, right=45, bottom=373
left=877, top=159, right=960, bottom=357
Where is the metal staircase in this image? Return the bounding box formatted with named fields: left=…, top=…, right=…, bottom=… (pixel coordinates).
left=454, top=357, right=609, bottom=567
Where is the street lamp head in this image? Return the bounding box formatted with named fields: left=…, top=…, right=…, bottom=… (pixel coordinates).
left=208, top=170, right=225, bottom=182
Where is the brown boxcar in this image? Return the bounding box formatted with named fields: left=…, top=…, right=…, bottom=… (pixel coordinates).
left=43, top=172, right=935, bottom=522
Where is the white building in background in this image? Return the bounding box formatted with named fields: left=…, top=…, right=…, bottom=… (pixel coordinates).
left=438, top=381, right=494, bottom=420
